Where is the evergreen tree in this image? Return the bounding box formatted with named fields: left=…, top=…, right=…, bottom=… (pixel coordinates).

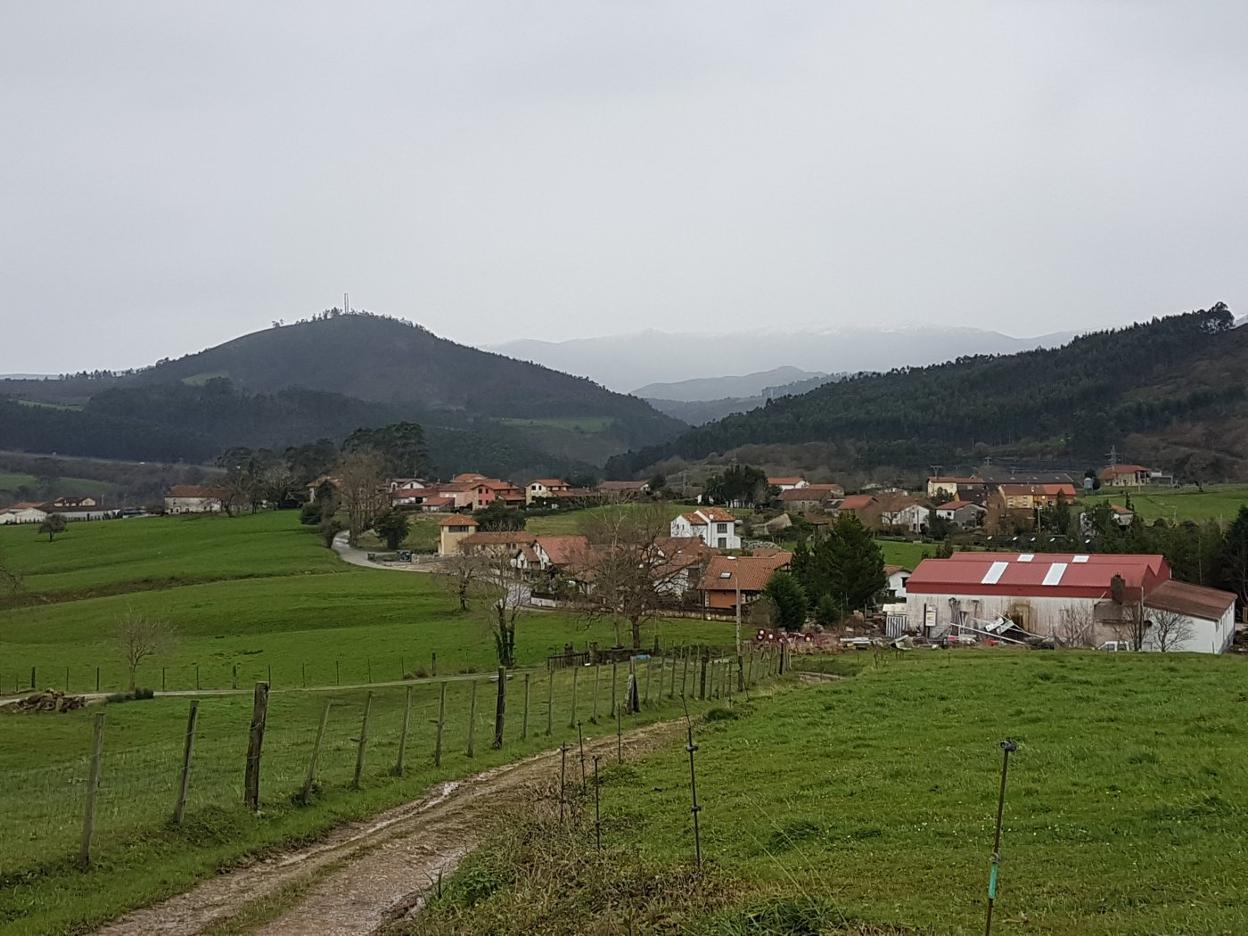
left=763, top=571, right=808, bottom=631
left=791, top=514, right=887, bottom=613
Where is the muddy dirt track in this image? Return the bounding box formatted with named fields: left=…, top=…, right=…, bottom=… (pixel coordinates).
left=95, top=720, right=684, bottom=936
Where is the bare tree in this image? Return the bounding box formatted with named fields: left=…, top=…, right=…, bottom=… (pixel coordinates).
left=441, top=552, right=485, bottom=612
left=336, top=451, right=387, bottom=546
left=1146, top=608, right=1195, bottom=653
left=578, top=502, right=705, bottom=649
left=470, top=554, right=527, bottom=667
left=1056, top=604, right=1097, bottom=648
left=118, top=610, right=176, bottom=691
left=1105, top=601, right=1149, bottom=651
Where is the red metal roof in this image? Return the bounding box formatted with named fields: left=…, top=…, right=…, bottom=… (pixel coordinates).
left=907, top=552, right=1170, bottom=600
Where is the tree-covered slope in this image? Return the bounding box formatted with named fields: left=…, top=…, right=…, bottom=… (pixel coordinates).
left=128, top=312, right=684, bottom=449
left=607, top=304, right=1248, bottom=479
left=0, top=381, right=592, bottom=480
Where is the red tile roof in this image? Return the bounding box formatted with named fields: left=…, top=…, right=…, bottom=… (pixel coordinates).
left=461, top=532, right=537, bottom=546
left=535, top=535, right=590, bottom=567
left=999, top=483, right=1077, bottom=498
left=679, top=507, right=735, bottom=525
left=837, top=494, right=877, bottom=511
left=699, top=553, right=792, bottom=593
left=438, top=514, right=477, bottom=526
left=767, top=476, right=805, bottom=486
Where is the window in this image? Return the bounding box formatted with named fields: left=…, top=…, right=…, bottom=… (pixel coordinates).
left=717, top=523, right=728, bottom=533
left=716, top=537, right=727, bottom=548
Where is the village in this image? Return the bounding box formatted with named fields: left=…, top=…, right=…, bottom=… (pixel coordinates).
left=7, top=458, right=1230, bottom=658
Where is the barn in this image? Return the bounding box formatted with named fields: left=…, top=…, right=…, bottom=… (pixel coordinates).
left=904, top=552, right=1236, bottom=653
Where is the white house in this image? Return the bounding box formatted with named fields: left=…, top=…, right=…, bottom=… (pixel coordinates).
left=0, top=503, right=48, bottom=525
left=884, top=565, right=911, bottom=599
left=164, top=485, right=223, bottom=514
left=526, top=478, right=571, bottom=505
left=767, top=476, right=808, bottom=492
left=670, top=508, right=740, bottom=550
left=904, top=552, right=1236, bottom=653
left=880, top=500, right=930, bottom=534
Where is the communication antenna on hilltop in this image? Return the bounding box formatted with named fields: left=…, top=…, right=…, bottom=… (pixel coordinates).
left=344, top=292, right=350, bottom=314
left=1106, top=445, right=1118, bottom=468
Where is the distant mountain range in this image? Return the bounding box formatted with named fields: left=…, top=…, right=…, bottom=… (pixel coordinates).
left=0, top=313, right=685, bottom=477
left=606, top=304, right=1248, bottom=482
left=631, top=366, right=826, bottom=402
left=491, top=325, right=1078, bottom=392
left=638, top=368, right=841, bottom=426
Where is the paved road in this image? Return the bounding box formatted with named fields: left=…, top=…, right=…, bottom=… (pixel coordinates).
left=331, top=531, right=440, bottom=573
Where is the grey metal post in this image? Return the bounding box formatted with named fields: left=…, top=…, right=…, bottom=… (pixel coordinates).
left=352, top=692, right=373, bottom=789
left=301, top=699, right=332, bottom=801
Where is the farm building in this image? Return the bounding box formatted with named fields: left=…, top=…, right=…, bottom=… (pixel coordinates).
left=670, top=507, right=740, bottom=550
left=0, top=502, right=49, bottom=525
left=163, top=485, right=223, bottom=514
left=905, top=552, right=1236, bottom=653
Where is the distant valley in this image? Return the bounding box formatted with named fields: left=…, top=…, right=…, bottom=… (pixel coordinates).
left=491, top=325, right=1077, bottom=391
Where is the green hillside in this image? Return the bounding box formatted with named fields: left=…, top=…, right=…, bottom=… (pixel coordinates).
left=608, top=304, right=1248, bottom=481
left=0, top=312, right=685, bottom=474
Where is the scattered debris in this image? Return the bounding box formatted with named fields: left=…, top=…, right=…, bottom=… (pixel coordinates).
left=4, top=689, right=87, bottom=714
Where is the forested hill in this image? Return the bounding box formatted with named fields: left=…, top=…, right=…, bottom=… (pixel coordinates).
left=606, top=304, right=1248, bottom=481
left=0, top=312, right=686, bottom=474
left=129, top=313, right=682, bottom=447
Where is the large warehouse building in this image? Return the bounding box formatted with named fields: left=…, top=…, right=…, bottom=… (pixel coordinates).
left=905, top=552, right=1237, bottom=653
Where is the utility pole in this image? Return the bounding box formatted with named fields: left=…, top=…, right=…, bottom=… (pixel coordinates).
left=343, top=291, right=349, bottom=314
left=733, top=568, right=741, bottom=656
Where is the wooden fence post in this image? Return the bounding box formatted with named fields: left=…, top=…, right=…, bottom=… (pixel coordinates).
left=352, top=692, right=373, bottom=790
left=492, top=667, right=506, bottom=749
left=546, top=670, right=554, bottom=735
left=394, top=685, right=413, bottom=775
left=698, top=648, right=708, bottom=700
left=172, top=700, right=199, bottom=824
left=591, top=664, right=600, bottom=723
left=301, top=699, right=332, bottom=802
left=668, top=650, right=676, bottom=698
left=609, top=661, right=618, bottom=719
left=243, top=682, right=269, bottom=810
left=467, top=681, right=478, bottom=758
left=79, top=712, right=105, bottom=868
left=522, top=672, right=531, bottom=740
left=434, top=681, right=447, bottom=767
left=644, top=655, right=653, bottom=705
left=681, top=648, right=690, bottom=698
left=568, top=666, right=579, bottom=729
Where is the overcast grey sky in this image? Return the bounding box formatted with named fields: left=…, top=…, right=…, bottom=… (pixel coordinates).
left=2, top=2, right=1245, bottom=374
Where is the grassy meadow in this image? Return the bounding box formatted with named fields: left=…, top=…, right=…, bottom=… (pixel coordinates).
left=1081, top=484, right=1248, bottom=524
left=418, top=649, right=1248, bottom=935
left=0, top=507, right=742, bottom=934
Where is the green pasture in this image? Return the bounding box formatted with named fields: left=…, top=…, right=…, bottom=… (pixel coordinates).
left=0, top=652, right=756, bottom=935
left=0, top=511, right=342, bottom=602
left=420, top=649, right=1248, bottom=935
left=498, top=416, right=617, bottom=432
left=1081, top=484, right=1248, bottom=523
left=0, top=473, right=116, bottom=502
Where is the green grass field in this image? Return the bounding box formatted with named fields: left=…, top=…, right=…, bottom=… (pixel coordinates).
left=1081, top=484, right=1248, bottom=523
left=499, top=416, right=617, bottom=432
left=0, top=653, right=754, bottom=936
left=0, top=507, right=741, bottom=934
left=418, top=650, right=1248, bottom=935
left=0, top=511, right=343, bottom=603
left=0, top=473, right=116, bottom=502
left=876, top=538, right=935, bottom=569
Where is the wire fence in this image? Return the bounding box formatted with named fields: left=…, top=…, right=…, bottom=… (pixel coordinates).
left=0, top=643, right=785, bottom=878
